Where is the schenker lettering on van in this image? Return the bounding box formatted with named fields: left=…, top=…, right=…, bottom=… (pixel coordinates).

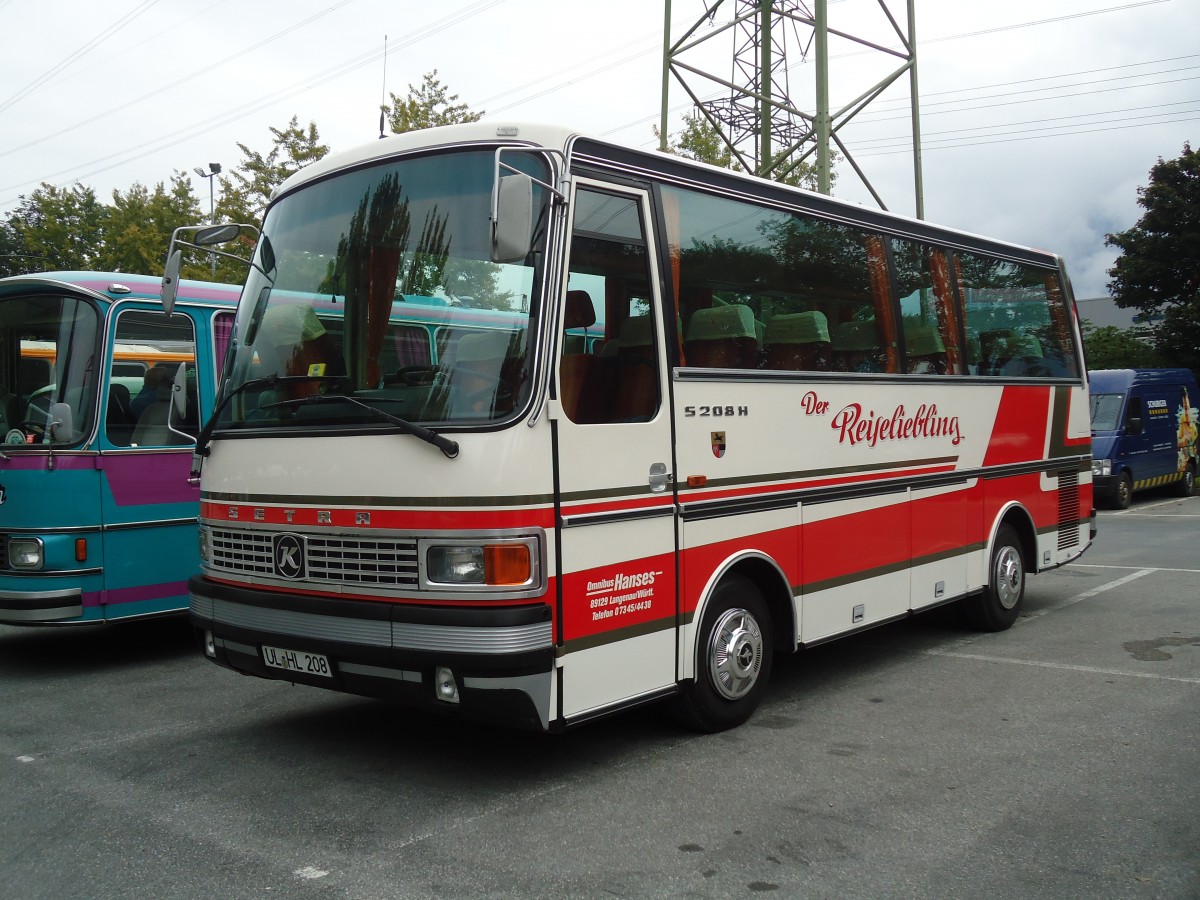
left=1089, top=368, right=1199, bottom=509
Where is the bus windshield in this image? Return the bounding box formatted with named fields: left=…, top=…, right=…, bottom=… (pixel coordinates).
left=219, top=148, right=551, bottom=431
left=0, top=292, right=100, bottom=446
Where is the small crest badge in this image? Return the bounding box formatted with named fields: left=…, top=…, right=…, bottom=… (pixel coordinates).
left=711, top=431, right=726, bottom=459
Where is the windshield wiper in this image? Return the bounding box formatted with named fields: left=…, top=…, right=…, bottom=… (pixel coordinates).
left=191, top=374, right=344, bottom=469
left=260, top=393, right=460, bottom=459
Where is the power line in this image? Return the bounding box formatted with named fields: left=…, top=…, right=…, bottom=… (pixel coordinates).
left=0, top=0, right=357, bottom=162
left=0, top=0, right=509, bottom=203
left=0, top=0, right=161, bottom=115
left=854, top=112, right=1200, bottom=157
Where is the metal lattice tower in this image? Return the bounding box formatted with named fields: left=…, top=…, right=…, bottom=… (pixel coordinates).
left=660, top=0, right=924, bottom=217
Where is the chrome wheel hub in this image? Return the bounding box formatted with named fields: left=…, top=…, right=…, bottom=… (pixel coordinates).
left=707, top=608, right=764, bottom=700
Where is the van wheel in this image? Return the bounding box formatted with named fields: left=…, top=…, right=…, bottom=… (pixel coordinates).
left=1174, top=463, right=1196, bottom=497
left=672, top=575, right=773, bottom=732
left=1114, top=472, right=1133, bottom=509
left=964, top=524, right=1024, bottom=632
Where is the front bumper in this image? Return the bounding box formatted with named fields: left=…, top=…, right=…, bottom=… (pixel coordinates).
left=0, top=587, right=84, bottom=624
left=188, top=576, right=555, bottom=730
left=1092, top=473, right=1118, bottom=500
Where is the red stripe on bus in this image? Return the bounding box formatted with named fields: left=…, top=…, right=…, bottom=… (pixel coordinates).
left=983, top=386, right=1052, bottom=466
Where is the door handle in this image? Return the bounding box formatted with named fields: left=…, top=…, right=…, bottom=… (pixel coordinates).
left=649, top=462, right=671, bottom=493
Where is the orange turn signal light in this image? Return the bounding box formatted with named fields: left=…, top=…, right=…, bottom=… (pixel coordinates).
left=484, top=544, right=531, bottom=586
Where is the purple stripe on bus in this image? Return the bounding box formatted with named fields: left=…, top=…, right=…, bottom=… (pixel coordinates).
left=103, top=453, right=198, bottom=506
left=0, top=453, right=196, bottom=505
left=62, top=277, right=240, bottom=304
left=81, top=582, right=188, bottom=608
left=106, top=581, right=190, bottom=605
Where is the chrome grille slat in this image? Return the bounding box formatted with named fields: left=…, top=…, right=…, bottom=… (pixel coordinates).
left=208, top=527, right=420, bottom=588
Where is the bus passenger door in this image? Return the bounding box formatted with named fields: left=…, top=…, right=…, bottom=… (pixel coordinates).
left=99, top=306, right=204, bottom=620
left=553, top=182, right=678, bottom=722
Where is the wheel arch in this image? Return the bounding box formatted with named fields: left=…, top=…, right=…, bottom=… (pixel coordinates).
left=689, top=552, right=796, bottom=670
left=989, top=501, right=1038, bottom=574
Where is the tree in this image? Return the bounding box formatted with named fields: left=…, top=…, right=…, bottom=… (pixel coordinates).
left=1105, top=143, right=1200, bottom=376
left=218, top=116, right=329, bottom=224
left=1, top=183, right=106, bottom=274
left=208, top=116, right=329, bottom=282
left=103, top=173, right=204, bottom=275
left=1079, top=322, right=1161, bottom=370
left=383, top=70, right=483, bottom=135
left=657, top=111, right=830, bottom=191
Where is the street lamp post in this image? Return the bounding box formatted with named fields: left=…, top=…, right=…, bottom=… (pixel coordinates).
left=193, top=162, right=222, bottom=279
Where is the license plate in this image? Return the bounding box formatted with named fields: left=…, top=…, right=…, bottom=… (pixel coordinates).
left=261, top=644, right=332, bottom=678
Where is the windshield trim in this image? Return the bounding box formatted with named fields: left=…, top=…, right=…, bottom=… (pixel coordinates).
left=214, top=144, right=556, bottom=439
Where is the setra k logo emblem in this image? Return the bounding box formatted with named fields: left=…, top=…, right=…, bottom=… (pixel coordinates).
left=273, top=533, right=306, bottom=579
left=711, top=431, right=726, bottom=459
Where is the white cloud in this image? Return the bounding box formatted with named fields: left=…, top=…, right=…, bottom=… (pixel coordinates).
left=0, top=0, right=1193, bottom=297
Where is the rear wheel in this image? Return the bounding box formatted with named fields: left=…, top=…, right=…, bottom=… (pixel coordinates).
left=1174, top=462, right=1196, bottom=497
left=963, top=523, right=1024, bottom=632
left=672, top=575, right=773, bottom=732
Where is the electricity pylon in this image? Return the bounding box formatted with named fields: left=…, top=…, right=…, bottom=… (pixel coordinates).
left=660, top=0, right=924, bottom=217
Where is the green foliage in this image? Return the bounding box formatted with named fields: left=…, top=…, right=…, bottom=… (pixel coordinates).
left=103, top=173, right=204, bottom=275
left=384, top=70, right=483, bottom=135
left=1105, top=143, right=1200, bottom=375
left=1, top=183, right=105, bottom=274
left=218, top=116, right=329, bottom=224
left=1080, top=322, right=1162, bottom=371
left=0, top=116, right=328, bottom=283
left=657, top=111, right=830, bottom=191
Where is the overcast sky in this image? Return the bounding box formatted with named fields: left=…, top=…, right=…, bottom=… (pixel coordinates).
left=0, top=0, right=1194, bottom=297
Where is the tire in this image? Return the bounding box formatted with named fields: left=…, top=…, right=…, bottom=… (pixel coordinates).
left=672, top=574, right=773, bottom=732
left=963, top=523, right=1025, bottom=632
left=1114, top=471, right=1133, bottom=510
left=1174, top=463, right=1196, bottom=498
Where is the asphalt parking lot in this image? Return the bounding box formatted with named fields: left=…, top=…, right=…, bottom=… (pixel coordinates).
left=0, top=491, right=1196, bottom=899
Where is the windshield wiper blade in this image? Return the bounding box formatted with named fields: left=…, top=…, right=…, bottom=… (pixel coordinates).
left=192, top=374, right=342, bottom=463
left=261, top=393, right=460, bottom=459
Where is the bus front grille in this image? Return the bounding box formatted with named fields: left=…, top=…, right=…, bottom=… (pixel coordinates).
left=207, top=528, right=420, bottom=589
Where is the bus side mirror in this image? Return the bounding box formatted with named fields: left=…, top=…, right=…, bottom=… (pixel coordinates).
left=161, top=248, right=183, bottom=316
left=167, top=363, right=198, bottom=443
left=47, top=402, right=74, bottom=444
left=491, top=173, right=533, bottom=263
left=1125, top=416, right=1143, bottom=435
left=170, top=364, right=189, bottom=420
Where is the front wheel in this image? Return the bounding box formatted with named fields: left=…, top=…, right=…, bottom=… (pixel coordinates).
left=1113, top=471, right=1133, bottom=509
left=963, top=523, right=1025, bottom=632
left=672, top=575, right=773, bottom=732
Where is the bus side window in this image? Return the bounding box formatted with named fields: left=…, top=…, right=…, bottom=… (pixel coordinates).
left=560, top=189, right=661, bottom=425
left=112, top=309, right=197, bottom=447
left=957, top=250, right=1069, bottom=379
left=891, top=238, right=963, bottom=375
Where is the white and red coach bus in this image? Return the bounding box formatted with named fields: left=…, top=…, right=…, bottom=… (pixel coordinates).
left=180, top=122, right=1093, bottom=732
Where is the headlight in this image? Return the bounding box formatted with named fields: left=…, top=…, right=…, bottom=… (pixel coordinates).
left=198, top=525, right=211, bottom=563
left=422, top=536, right=538, bottom=590
left=1091, top=459, right=1112, bottom=477
left=8, top=537, right=44, bottom=569
left=427, top=545, right=486, bottom=584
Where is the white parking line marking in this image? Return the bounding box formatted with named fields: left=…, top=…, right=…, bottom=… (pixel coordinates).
left=926, top=650, right=1200, bottom=685
left=1023, top=568, right=1156, bottom=619
left=1076, top=564, right=1200, bottom=573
